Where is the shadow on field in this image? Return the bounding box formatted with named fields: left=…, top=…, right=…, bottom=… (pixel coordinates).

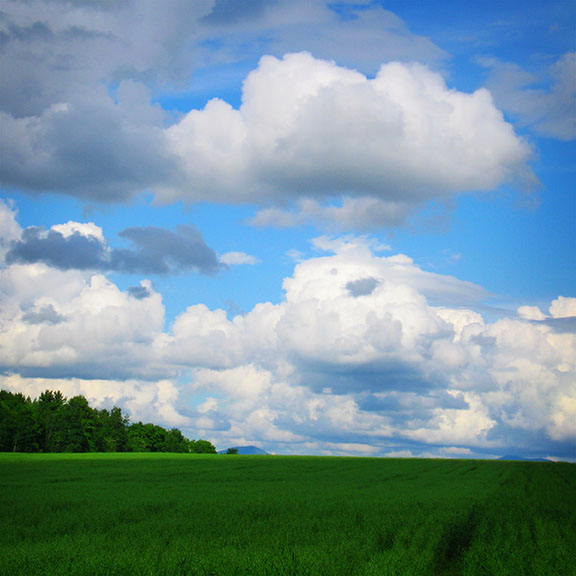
left=435, top=506, right=479, bottom=575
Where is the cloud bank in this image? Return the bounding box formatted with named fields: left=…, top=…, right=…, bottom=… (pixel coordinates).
left=0, top=0, right=448, bottom=206
left=0, top=0, right=535, bottom=230
left=1, top=204, right=574, bottom=458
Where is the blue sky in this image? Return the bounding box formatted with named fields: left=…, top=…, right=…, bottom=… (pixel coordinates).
left=0, top=0, right=574, bottom=460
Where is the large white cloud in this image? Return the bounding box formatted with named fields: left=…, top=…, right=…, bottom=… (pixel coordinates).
left=0, top=269, right=166, bottom=379
left=167, top=239, right=575, bottom=455
left=164, top=52, right=532, bottom=226
left=1, top=0, right=562, bottom=217
left=1, top=211, right=574, bottom=457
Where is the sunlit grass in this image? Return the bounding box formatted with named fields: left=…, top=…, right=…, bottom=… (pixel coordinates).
left=1, top=454, right=574, bottom=575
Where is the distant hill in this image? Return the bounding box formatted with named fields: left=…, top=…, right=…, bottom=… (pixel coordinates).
left=218, top=445, right=270, bottom=455
left=497, top=455, right=552, bottom=462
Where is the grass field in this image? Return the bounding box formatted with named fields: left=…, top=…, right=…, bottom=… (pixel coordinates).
left=0, top=454, right=574, bottom=575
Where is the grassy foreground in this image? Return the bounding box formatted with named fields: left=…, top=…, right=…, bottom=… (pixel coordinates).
left=0, top=454, right=574, bottom=575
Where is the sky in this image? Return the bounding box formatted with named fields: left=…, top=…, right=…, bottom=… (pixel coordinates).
left=0, top=0, right=574, bottom=461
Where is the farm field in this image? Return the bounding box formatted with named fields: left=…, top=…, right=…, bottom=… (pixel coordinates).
left=0, top=454, right=574, bottom=575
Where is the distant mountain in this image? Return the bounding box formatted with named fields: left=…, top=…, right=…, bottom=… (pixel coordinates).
left=497, top=455, right=552, bottom=462
left=218, top=445, right=270, bottom=455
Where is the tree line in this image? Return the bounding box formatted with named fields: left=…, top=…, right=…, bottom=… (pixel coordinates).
left=0, top=389, right=216, bottom=454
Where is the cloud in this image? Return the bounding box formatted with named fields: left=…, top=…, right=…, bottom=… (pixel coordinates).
left=250, top=197, right=412, bottom=230
left=22, top=303, right=66, bottom=325
left=0, top=0, right=212, bottom=117
left=517, top=299, right=576, bottom=332
left=0, top=266, right=167, bottom=380
left=164, top=52, right=532, bottom=226
left=198, top=0, right=448, bottom=73
left=0, top=0, right=211, bottom=200
left=6, top=222, right=222, bottom=275
left=405, top=391, right=496, bottom=446
left=128, top=283, right=154, bottom=300
left=114, top=226, right=222, bottom=275
left=219, top=251, right=260, bottom=266
left=6, top=226, right=110, bottom=270
left=157, top=238, right=574, bottom=453
left=480, top=52, right=576, bottom=140
left=0, top=199, right=21, bottom=241
left=0, top=0, right=450, bottom=206
left=549, top=296, right=576, bottom=319
left=51, top=221, right=105, bottom=242
left=1, top=230, right=574, bottom=457
left=0, top=199, right=22, bottom=260
left=0, top=374, right=190, bottom=428
left=176, top=242, right=575, bottom=455
left=0, top=86, right=178, bottom=201
left=308, top=236, right=488, bottom=306
left=0, top=2, right=572, bottom=459
left=201, top=0, right=270, bottom=26
left=346, top=277, right=380, bottom=297
left=0, top=1, right=533, bottom=225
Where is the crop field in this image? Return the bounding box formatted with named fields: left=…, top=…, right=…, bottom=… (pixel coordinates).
left=0, top=454, right=574, bottom=576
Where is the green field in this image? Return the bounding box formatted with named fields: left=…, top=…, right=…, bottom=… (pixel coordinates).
left=0, top=454, right=574, bottom=575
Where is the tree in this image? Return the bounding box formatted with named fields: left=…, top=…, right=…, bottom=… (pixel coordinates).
left=189, top=439, right=217, bottom=454
left=0, top=391, right=39, bottom=452
left=62, top=395, right=97, bottom=452
left=108, top=406, right=130, bottom=452
left=0, top=389, right=216, bottom=455
left=127, top=422, right=166, bottom=452
left=0, top=390, right=18, bottom=451
left=13, top=399, right=39, bottom=452
left=93, top=407, right=130, bottom=452
left=164, top=428, right=189, bottom=453
left=36, top=390, right=66, bottom=452
left=127, top=422, right=149, bottom=452
left=226, top=447, right=239, bottom=455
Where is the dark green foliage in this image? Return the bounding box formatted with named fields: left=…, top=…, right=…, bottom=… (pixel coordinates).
left=189, top=438, right=217, bottom=454
left=62, top=396, right=95, bottom=453
left=0, top=390, right=40, bottom=452
left=226, top=447, right=239, bottom=454
left=0, top=455, right=573, bottom=575
left=128, top=421, right=167, bottom=452
left=94, top=406, right=130, bottom=452
left=0, top=389, right=215, bottom=454
left=36, top=390, right=66, bottom=452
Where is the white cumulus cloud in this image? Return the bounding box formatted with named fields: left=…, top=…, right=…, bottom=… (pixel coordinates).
left=163, top=52, right=532, bottom=227
left=1, top=226, right=574, bottom=457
